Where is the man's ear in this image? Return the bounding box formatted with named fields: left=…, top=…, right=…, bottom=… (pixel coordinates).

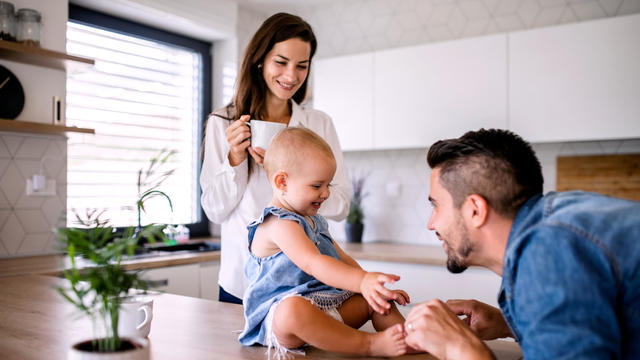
left=464, top=194, right=489, bottom=228
left=274, top=171, right=288, bottom=191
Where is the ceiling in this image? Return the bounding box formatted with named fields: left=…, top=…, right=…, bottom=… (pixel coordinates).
left=233, top=0, right=337, bottom=13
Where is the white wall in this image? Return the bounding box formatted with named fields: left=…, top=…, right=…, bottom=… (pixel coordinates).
left=0, top=0, right=68, bottom=257
left=236, top=0, right=640, bottom=245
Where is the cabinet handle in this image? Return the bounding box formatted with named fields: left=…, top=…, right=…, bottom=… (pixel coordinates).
left=149, top=279, right=169, bottom=287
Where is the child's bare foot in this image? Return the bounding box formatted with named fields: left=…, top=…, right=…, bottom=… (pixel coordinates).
left=368, top=324, right=407, bottom=357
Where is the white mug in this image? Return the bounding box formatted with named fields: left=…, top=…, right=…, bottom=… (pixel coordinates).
left=118, top=296, right=154, bottom=338
left=249, top=120, right=286, bottom=149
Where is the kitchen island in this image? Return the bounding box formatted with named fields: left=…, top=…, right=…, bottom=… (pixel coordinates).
left=0, top=275, right=521, bottom=360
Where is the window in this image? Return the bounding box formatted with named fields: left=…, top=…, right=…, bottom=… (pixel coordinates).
left=66, top=6, right=211, bottom=235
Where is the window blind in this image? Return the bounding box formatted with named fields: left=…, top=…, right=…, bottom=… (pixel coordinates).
left=66, top=22, right=202, bottom=227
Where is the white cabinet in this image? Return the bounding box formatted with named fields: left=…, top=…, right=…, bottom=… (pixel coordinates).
left=313, top=53, right=374, bottom=151
left=140, top=261, right=220, bottom=300
left=509, top=14, right=640, bottom=143
left=141, top=263, right=200, bottom=298
left=374, top=34, right=508, bottom=149
left=359, top=260, right=502, bottom=307
left=199, top=261, right=220, bottom=300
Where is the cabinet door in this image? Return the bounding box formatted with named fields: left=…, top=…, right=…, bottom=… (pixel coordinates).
left=199, top=261, right=220, bottom=301
left=374, top=34, right=508, bottom=150
left=313, top=53, right=374, bottom=151
left=359, top=260, right=502, bottom=307
left=509, top=14, right=640, bottom=143
left=140, top=263, right=200, bottom=297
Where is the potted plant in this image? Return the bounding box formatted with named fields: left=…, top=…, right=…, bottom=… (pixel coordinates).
left=57, top=210, right=166, bottom=359
left=345, top=172, right=368, bottom=243
left=56, top=150, right=175, bottom=358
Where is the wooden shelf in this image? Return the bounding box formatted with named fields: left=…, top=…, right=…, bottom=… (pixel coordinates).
left=0, top=40, right=94, bottom=72
left=0, top=119, right=95, bottom=135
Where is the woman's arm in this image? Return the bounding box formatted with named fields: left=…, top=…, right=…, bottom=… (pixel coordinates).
left=199, top=114, right=249, bottom=223
left=314, top=112, right=351, bottom=221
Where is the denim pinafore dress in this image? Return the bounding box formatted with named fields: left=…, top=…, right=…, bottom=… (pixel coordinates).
left=238, top=206, right=353, bottom=346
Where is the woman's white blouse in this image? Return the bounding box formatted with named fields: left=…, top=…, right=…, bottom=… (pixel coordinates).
left=199, top=101, right=351, bottom=299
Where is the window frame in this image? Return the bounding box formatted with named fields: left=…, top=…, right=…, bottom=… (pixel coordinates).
left=68, top=4, right=212, bottom=237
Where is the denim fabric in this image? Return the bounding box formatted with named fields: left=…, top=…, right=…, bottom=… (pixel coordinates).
left=238, top=207, right=349, bottom=346
left=499, top=191, right=640, bottom=359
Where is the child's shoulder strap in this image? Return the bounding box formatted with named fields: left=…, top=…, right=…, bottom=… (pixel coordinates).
left=246, top=207, right=306, bottom=248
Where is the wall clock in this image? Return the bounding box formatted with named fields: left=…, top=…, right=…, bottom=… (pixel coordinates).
left=0, top=65, right=25, bottom=119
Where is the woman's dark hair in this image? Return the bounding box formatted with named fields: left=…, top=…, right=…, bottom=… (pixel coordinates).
left=204, top=13, right=317, bottom=174
left=427, top=128, right=543, bottom=218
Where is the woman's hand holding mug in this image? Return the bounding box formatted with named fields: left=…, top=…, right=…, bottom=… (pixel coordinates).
left=226, top=115, right=251, bottom=167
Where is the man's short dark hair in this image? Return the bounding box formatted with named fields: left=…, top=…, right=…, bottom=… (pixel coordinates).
left=427, top=129, right=543, bottom=218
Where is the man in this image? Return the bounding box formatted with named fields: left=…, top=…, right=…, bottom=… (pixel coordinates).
left=404, top=129, right=640, bottom=359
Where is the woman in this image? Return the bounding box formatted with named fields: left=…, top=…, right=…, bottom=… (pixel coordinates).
left=200, top=12, right=351, bottom=304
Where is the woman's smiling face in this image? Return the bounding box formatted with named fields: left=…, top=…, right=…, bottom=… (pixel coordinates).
left=261, top=37, right=311, bottom=102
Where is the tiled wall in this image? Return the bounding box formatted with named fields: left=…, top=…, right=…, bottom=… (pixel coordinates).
left=331, top=139, right=640, bottom=245
left=0, top=133, right=67, bottom=257
left=237, top=0, right=640, bottom=245
left=238, top=0, right=640, bottom=59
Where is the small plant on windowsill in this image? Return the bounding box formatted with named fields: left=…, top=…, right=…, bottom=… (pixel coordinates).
left=136, top=149, right=176, bottom=230
left=345, top=172, right=368, bottom=243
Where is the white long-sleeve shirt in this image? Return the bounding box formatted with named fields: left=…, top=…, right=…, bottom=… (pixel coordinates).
left=200, top=101, right=351, bottom=299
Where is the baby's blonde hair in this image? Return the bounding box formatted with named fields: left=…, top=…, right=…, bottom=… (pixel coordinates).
left=263, top=127, right=336, bottom=180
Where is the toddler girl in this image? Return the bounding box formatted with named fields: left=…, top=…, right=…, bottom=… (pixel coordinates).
left=238, top=127, right=410, bottom=358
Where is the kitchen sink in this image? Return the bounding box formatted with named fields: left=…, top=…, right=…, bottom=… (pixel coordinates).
left=128, top=241, right=221, bottom=259
left=146, top=241, right=221, bottom=253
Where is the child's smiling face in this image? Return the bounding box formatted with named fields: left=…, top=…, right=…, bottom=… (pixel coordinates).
left=279, top=151, right=336, bottom=219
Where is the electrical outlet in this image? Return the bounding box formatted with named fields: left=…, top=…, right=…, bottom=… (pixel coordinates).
left=26, top=178, right=57, bottom=196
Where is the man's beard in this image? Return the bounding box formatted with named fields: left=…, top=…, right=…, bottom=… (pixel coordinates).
left=445, top=216, right=473, bottom=274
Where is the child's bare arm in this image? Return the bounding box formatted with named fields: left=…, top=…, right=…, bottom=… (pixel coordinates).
left=273, top=219, right=398, bottom=314
left=332, top=236, right=361, bottom=269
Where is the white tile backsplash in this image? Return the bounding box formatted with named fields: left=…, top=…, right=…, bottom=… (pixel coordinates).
left=327, top=139, right=639, bottom=246
left=0, top=133, right=66, bottom=258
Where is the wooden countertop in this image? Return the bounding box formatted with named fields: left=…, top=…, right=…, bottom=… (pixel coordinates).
left=0, top=275, right=521, bottom=360
left=341, top=242, right=447, bottom=266
left=0, top=238, right=221, bottom=278
left=0, top=240, right=447, bottom=278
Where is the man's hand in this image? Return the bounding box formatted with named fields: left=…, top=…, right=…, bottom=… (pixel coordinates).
left=446, top=299, right=513, bottom=340
left=404, top=299, right=494, bottom=360
left=359, top=272, right=400, bottom=314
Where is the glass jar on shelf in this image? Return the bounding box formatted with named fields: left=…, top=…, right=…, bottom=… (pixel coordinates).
left=16, top=8, right=40, bottom=46
left=0, top=1, right=16, bottom=41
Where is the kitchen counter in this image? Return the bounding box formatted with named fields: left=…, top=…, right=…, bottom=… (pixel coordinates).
left=0, top=237, right=222, bottom=278
left=0, top=275, right=521, bottom=360
left=340, top=242, right=446, bottom=266
left=0, top=240, right=445, bottom=278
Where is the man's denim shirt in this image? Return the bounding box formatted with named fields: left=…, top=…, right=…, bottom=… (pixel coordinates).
left=499, top=191, right=640, bottom=359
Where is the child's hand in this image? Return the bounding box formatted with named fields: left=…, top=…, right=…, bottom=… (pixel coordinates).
left=360, top=272, right=401, bottom=314
left=391, top=289, right=411, bottom=306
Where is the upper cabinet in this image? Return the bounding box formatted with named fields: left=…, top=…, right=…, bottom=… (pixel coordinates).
left=313, top=14, right=640, bottom=150
left=374, top=34, right=507, bottom=150
left=314, top=53, right=374, bottom=151
left=509, top=14, right=640, bottom=143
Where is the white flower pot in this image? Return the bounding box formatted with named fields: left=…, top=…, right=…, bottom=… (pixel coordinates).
left=68, top=337, right=150, bottom=360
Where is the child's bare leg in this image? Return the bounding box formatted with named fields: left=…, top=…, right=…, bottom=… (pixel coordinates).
left=371, top=301, right=406, bottom=331
left=272, top=296, right=406, bottom=357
